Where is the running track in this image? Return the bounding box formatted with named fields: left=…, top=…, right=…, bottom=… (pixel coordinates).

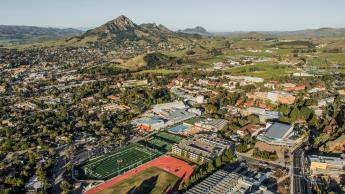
left=85, top=155, right=194, bottom=194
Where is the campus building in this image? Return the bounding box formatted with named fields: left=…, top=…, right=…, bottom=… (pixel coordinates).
left=308, top=155, right=345, bottom=177
left=172, top=134, right=231, bottom=163
left=186, top=170, right=243, bottom=194
left=132, top=101, right=196, bottom=131
left=242, top=107, right=280, bottom=122
left=194, top=118, right=228, bottom=132
left=247, top=91, right=295, bottom=105
left=256, top=122, right=298, bottom=147
left=186, top=168, right=273, bottom=194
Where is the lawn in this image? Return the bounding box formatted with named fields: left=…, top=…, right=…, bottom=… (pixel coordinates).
left=140, top=131, right=184, bottom=152
left=155, top=131, right=183, bottom=143
left=225, top=63, right=297, bottom=79
left=96, top=167, right=179, bottom=194
left=138, top=69, right=181, bottom=74
left=76, top=144, right=161, bottom=180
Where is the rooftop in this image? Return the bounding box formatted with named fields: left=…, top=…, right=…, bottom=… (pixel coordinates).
left=264, top=122, right=292, bottom=139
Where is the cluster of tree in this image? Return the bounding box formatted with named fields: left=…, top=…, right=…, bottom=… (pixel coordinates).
left=278, top=101, right=314, bottom=124
left=143, top=52, right=182, bottom=69
left=185, top=50, right=196, bottom=55
left=313, top=176, right=345, bottom=194
left=202, top=90, right=242, bottom=119
left=292, top=48, right=317, bottom=53
left=252, top=148, right=278, bottom=161
left=0, top=150, right=54, bottom=194
left=274, top=40, right=315, bottom=49
left=236, top=135, right=256, bottom=153
left=311, top=96, right=345, bottom=149
left=182, top=149, right=236, bottom=190
left=322, top=48, right=343, bottom=53
left=208, top=48, right=223, bottom=56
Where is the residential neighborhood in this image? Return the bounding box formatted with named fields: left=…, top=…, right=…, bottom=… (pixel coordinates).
left=1, top=1, right=345, bottom=194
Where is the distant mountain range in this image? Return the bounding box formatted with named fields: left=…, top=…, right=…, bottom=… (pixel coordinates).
left=270, top=28, right=345, bottom=39
left=0, top=25, right=82, bottom=44
left=1, top=15, right=345, bottom=46
left=178, top=26, right=211, bottom=36
left=213, top=28, right=345, bottom=39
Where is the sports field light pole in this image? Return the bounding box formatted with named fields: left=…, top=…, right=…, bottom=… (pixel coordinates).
left=117, top=159, right=122, bottom=175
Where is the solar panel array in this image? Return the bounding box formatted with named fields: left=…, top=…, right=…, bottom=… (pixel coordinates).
left=185, top=170, right=241, bottom=194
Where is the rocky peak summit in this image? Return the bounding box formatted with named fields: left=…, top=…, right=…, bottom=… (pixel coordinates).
left=108, top=15, right=136, bottom=31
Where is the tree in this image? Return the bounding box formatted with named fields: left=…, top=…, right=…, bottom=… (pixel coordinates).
left=206, top=162, right=214, bottom=173
left=222, top=149, right=236, bottom=163
left=215, top=156, right=222, bottom=168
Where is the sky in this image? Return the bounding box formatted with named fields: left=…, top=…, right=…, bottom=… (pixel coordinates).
left=1, top=0, right=345, bottom=32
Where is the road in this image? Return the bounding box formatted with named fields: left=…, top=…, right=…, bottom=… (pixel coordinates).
left=291, top=147, right=309, bottom=194
left=237, top=152, right=289, bottom=170
left=52, top=145, right=69, bottom=194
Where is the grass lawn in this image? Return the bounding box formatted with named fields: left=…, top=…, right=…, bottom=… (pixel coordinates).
left=138, top=69, right=180, bottom=74
left=225, top=63, right=297, bottom=79
left=155, top=131, right=183, bottom=143
left=97, top=167, right=179, bottom=194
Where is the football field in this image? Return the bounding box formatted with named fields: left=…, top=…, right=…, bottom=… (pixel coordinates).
left=77, top=144, right=161, bottom=180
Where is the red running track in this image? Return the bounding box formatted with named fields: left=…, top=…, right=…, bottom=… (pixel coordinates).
left=85, top=155, right=194, bottom=194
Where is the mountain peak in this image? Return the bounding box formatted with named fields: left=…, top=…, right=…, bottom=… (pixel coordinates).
left=108, top=15, right=136, bottom=30
left=84, top=15, right=136, bottom=36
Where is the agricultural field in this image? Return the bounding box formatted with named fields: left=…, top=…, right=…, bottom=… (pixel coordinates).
left=75, top=144, right=161, bottom=180
left=96, top=167, right=179, bottom=194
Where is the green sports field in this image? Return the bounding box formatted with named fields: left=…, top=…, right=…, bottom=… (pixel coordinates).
left=75, top=144, right=161, bottom=180
left=140, top=131, right=184, bottom=152
left=155, top=131, right=183, bottom=143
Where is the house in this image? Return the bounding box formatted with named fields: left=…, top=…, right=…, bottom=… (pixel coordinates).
left=309, top=106, right=323, bottom=117
left=285, top=85, right=305, bottom=92
left=323, top=118, right=337, bottom=134
left=237, top=124, right=266, bottom=137
left=25, top=175, right=43, bottom=192
left=308, top=87, right=326, bottom=94
left=242, top=107, right=280, bottom=122
left=102, top=103, right=130, bottom=112
left=121, top=79, right=148, bottom=88
left=318, top=97, right=334, bottom=107
left=281, top=83, right=296, bottom=88
left=222, top=105, right=240, bottom=117
left=337, top=89, right=345, bottom=96
left=0, top=85, right=5, bottom=93
left=267, top=91, right=295, bottom=105
left=264, top=82, right=276, bottom=89
left=14, top=102, right=37, bottom=110
left=326, top=135, right=345, bottom=153
left=107, top=95, right=120, bottom=101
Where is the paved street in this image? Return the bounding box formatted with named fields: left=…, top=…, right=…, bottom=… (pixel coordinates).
left=291, top=147, right=308, bottom=194
left=52, top=145, right=69, bottom=194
